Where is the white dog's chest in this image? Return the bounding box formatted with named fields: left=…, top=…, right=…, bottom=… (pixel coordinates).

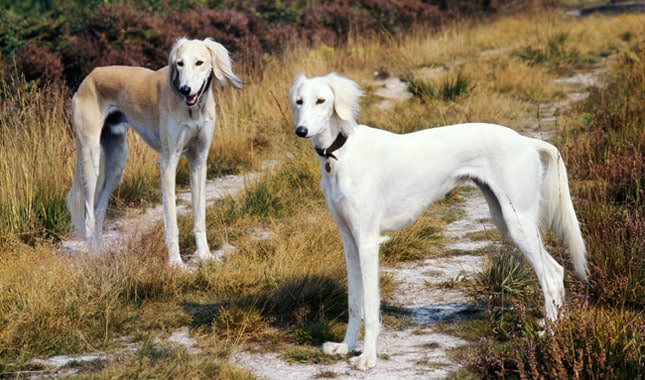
left=321, top=167, right=345, bottom=202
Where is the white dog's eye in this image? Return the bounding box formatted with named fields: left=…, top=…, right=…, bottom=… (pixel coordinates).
left=296, top=99, right=303, bottom=106
left=196, top=60, right=204, bottom=66
left=316, top=98, right=325, bottom=105
left=176, top=61, right=184, bottom=67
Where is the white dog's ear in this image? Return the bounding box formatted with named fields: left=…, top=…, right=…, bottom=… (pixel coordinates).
left=204, top=38, right=243, bottom=89
left=325, top=72, right=363, bottom=122
left=289, top=74, right=306, bottom=113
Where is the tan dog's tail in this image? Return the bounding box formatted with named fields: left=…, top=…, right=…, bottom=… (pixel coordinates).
left=66, top=143, right=105, bottom=238
left=67, top=159, right=86, bottom=235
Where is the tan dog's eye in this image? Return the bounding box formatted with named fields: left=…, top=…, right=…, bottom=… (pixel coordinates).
left=196, top=60, right=204, bottom=66
left=316, top=98, right=325, bottom=105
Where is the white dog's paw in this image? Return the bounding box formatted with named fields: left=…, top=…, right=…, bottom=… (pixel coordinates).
left=350, top=352, right=376, bottom=371
left=322, top=341, right=349, bottom=356
left=168, top=259, right=188, bottom=271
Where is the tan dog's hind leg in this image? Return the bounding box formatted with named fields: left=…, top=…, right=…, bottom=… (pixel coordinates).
left=94, top=113, right=128, bottom=243
left=68, top=93, right=104, bottom=250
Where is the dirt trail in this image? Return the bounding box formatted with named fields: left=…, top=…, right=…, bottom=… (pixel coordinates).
left=60, top=173, right=258, bottom=257
left=230, top=191, right=490, bottom=379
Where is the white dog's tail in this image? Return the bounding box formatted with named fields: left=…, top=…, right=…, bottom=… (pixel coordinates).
left=537, top=140, right=588, bottom=281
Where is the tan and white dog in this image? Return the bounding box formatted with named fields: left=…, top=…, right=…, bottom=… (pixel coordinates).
left=67, top=38, right=242, bottom=268
left=289, top=73, right=587, bottom=370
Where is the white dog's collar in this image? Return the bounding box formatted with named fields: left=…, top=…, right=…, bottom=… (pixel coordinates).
left=315, top=132, right=347, bottom=161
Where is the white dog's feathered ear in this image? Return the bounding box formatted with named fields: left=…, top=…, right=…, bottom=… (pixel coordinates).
left=204, top=38, right=243, bottom=89
left=289, top=73, right=307, bottom=114
left=325, top=72, right=363, bottom=122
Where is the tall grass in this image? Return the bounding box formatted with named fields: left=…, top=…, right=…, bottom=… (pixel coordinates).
left=0, top=75, right=73, bottom=243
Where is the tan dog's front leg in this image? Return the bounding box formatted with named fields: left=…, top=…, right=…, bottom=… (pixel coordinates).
left=186, top=146, right=213, bottom=262
left=160, top=152, right=183, bottom=268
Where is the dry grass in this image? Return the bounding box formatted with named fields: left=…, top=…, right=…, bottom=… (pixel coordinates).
left=1, top=4, right=644, bottom=378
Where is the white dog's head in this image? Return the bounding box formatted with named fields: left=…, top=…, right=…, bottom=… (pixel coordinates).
left=289, top=73, right=363, bottom=139
left=169, top=38, right=243, bottom=107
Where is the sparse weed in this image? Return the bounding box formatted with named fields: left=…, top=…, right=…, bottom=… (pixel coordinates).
left=280, top=345, right=337, bottom=365
left=513, top=31, right=590, bottom=74
left=476, top=247, right=535, bottom=304
left=404, top=70, right=472, bottom=102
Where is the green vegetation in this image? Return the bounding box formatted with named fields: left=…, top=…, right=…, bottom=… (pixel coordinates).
left=0, top=1, right=643, bottom=378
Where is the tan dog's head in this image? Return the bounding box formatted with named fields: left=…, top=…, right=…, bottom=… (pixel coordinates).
left=169, top=38, right=243, bottom=107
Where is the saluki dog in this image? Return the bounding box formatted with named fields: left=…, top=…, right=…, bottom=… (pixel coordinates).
left=67, top=38, right=242, bottom=268
left=289, top=73, right=587, bottom=370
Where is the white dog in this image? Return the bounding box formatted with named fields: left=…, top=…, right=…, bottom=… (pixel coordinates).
left=67, top=38, right=242, bottom=267
left=289, top=73, right=587, bottom=370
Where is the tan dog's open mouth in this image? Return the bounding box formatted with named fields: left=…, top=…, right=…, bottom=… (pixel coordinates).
left=184, top=80, right=208, bottom=107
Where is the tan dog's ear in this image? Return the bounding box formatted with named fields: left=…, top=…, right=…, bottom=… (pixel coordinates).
left=204, top=38, right=243, bottom=89
left=168, top=37, right=187, bottom=88
left=325, top=72, right=363, bottom=122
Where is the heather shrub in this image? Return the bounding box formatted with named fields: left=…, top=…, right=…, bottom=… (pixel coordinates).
left=475, top=307, right=645, bottom=379
left=567, top=45, right=644, bottom=309
left=165, top=8, right=264, bottom=63
left=15, top=41, right=65, bottom=84
left=60, top=4, right=168, bottom=87
left=0, top=0, right=500, bottom=89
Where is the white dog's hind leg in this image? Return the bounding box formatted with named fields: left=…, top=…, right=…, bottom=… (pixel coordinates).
left=506, top=214, right=565, bottom=321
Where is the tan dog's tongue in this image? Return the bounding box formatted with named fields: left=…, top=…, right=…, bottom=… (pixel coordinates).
left=186, top=94, right=198, bottom=105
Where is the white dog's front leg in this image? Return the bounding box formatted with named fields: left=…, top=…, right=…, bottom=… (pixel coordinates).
left=323, top=227, right=362, bottom=356
left=187, top=150, right=212, bottom=262
left=160, top=154, right=183, bottom=268
left=349, top=237, right=380, bottom=371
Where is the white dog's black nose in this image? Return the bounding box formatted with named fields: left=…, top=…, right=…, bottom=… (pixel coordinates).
left=179, top=85, right=191, bottom=96
left=295, top=126, right=308, bottom=138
